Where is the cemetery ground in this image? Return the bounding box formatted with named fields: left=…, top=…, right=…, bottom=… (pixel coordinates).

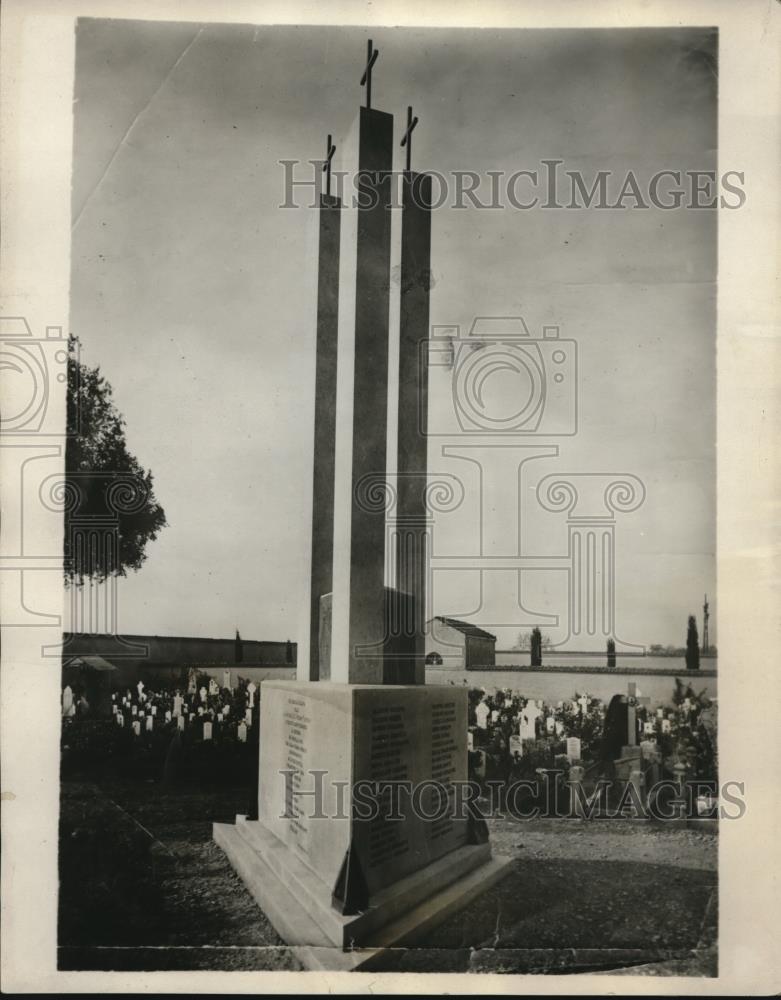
left=58, top=762, right=717, bottom=976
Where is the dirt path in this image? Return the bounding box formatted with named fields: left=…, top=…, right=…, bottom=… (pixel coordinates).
left=58, top=778, right=717, bottom=975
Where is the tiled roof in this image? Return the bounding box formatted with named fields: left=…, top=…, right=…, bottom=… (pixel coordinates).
left=431, top=617, right=497, bottom=641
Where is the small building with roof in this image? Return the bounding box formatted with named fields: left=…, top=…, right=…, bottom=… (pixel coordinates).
left=424, top=616, right=496, bottom=670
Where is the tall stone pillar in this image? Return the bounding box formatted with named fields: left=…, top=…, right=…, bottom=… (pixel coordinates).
left=329, top=106, right=396, bottom=685
left=347, top=108, right=394, bottom=683
left=308, top=193, right=341, bottom=680
left=394, top=171, right=432, bottom=685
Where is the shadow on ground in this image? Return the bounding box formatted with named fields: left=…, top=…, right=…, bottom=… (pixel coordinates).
left=58, top=776, right=716, bottom=975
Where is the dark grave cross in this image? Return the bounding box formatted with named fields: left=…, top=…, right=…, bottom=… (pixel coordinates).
left=400, top=105, right=419, bottom=174
left=360, top=39, right=379, bottom=109
left=322, top=133, right=336, bottom=197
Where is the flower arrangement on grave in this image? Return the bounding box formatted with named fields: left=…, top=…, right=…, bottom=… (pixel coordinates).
left=551, top=694, right=604, bottom=761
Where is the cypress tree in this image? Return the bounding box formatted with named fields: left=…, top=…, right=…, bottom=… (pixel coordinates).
left=685, top=615, right=700, bottom=670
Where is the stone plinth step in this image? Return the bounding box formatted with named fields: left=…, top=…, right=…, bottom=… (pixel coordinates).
left=214, top=818, right=512, bottom=965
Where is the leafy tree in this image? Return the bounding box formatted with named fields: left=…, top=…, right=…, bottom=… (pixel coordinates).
left=64, top=336, right=167, bottom=583
left=607, top=638, right=616, bottom=668
left=685, top=615, right=700, bottom=670
left=516, top=632, right=531, bottom=651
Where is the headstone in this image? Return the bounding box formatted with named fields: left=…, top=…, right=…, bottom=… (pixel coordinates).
left=137, top=680, right=144, bottom=699
left=132, top=720, right=141, bottom=736
left=116, top=713, right=124, bottom=727
left=467, top=730, right=474, bottom=751
left=203, top=721, right=213, bottom=741
left=662, top=718, right=671, bottom=733
left=238, top=722, right=248, bottom=743
left=223, top=669, right=231, bottom=690
left=62, top=684, right=76, bottom=718
left=146, top=715, right=153, bottom=732
left=491, top=709, right=499, bottom=723
left=111, top=704, right=117, bottom=715
left=520, top=702, right=541, bottom=740
left=151, top=706, right=157, bottom=717
left=198, top=706, right=204, bottom=716
left=173, top=694, right=183, bottom=717
left=248, top=682, right=257, bottom=708
left=131, top=705, right=137, bottom=716
left=657, top=707, right=664, bottom=718
left=640, top=739, right=659, bottom=760
left=177, top=715, right=185, bottom=732
left=475, top=702, right=489, bottom=730
left=546, top=715, right=555, bottom=733
left=566, top=736, right=582, bottom=762
left=165, top=710, right=172, bottom=722
left=245, top=708, right=253, bottom=726
left=223, top=703, right=230, bottom=716
left=509, top=734, right=522, bottom=756
left=569, top=763, right=586, bottom=818
left=555, top=720, right=564, bottom=736
left=577, top=694, right=589, bottom=715
left=209, top=678, right=219, bottom=696
left=200, top=686, right=207, bottom=703
left=643, top=721, right=655, bottom=734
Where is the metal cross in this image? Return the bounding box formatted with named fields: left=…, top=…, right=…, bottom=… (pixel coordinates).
left=400, top=105, right=419, bottom=173
left=360, top=39, right=379, bottom=109
left=322, top=133, right=336, bottom=196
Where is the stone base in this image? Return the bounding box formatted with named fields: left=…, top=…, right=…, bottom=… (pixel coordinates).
left=214, top=815, right=512, bottom=963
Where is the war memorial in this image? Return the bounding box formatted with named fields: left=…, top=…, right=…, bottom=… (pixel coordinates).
left=213, top=43, right=513, bottom=968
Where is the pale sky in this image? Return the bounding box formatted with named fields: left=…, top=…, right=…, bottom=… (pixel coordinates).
left=70, top=20, right=717, bottom=649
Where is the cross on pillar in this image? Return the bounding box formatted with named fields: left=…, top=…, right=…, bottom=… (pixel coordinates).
left=400, top=105, right=419, bottom=173
left=360, top=39, right=379, bottom=109
left=322, top=133, right=336, bottom=197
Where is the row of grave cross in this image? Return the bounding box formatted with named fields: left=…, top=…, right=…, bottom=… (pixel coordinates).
left=322, top=40, right=420, bottom=195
